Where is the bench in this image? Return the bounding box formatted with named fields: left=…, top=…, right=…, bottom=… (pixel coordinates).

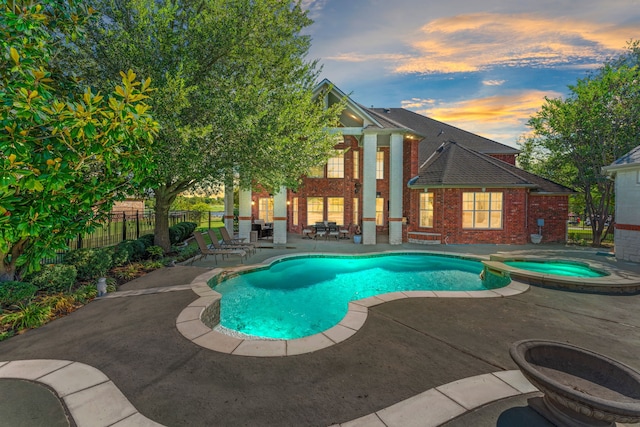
left=408, top=232, right=442, bottom=245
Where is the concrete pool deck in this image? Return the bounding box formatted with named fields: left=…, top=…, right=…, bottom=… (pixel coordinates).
left=1, top=235, right=640, bottom=426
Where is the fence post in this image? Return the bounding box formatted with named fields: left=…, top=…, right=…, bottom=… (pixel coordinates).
left=136, top=210, right=140, bottom=239
left=122, top=213, right=127, bottom=242
left=77, top=233, right=83, bottom=249
left=208, top=211, right=211, bottom=230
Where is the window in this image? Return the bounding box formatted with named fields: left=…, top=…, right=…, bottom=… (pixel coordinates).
left=353, top=198, right=359, bottom=225
left=258, top=197, right=273, bottom=223
left=353, top=150, right=359, bottom=179
left=376, top=151, right=384, bottom=179
left=327, top=197, right=344, bottom=224
left=307, top=165, right=324, bottom=178
left=292, top=197, right=299, bottom=226
left=375, top=197, right=384, bottom=225
left=419, top=193, right=434, bottom=227
left=307, top=197, right=323, bottom=225
left=462, top=192, right=503, bottom=229
left=327, top=150, right=344, bottom=178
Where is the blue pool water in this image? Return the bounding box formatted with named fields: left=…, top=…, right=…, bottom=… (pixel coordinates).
left=211, top=254, right=509, bottom=339
left=504, top=261, right=606, bottom=278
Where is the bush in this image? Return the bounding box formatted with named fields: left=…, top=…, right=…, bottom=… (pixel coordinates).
left=63, top=248, right=112, bottom=281
left=0, top=281, right=38, bottom=308
left=0, top=302, right=52, bottom=330
left=110, top=243, right=132, bottom=267
left=28, top=264, right=78, bottom=293
left=169, top=222, right=197, bottom=244
left=138, top=234, right=154, bottom=248
left=146, top=245, right=164, bottom=259
left=116, top=240, right=146, bottom=261
left=72, top=284, right=98, bottom=304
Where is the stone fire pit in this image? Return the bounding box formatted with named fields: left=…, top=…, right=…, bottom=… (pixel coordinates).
left=510, top=339, right=640, bottom=427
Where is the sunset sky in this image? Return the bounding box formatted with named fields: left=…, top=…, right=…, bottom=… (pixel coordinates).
left=302, top=0, right=640, bottom=148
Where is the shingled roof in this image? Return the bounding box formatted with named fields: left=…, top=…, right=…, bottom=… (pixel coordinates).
left=409, top=141, right=573, bottom=194
left=364, top=107, right=519, bottom=163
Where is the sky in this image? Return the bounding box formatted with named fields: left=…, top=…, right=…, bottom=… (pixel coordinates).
left=301, top=0, right=640, bottom=148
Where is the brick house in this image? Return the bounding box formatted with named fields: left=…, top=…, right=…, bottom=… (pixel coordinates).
left=224, top=80, right=572, bottom=245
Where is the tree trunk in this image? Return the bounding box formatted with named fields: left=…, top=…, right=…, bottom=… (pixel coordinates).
left=154, top=186, right=175, bottom=253
left=0, top=261, right=16, bottom=282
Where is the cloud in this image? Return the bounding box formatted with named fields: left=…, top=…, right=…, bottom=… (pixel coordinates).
left=410, top=89, right=563, bottom=145
left=401, top=98, right=436, bottom=109
left=394, top=12, right=633, bottom=74
left=324, top=52, right=409, bottom=63
left=299, top=0, right=329, bottom=20
left=483, top=79, right=506, bottom=86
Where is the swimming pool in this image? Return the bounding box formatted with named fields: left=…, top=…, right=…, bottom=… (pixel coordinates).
left=210, top=253, right=509, bottom=339
left=503, top=261, right=607, bottom=278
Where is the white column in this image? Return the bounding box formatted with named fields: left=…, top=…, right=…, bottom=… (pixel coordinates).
left=273, top=185, right=288, bottom=246
left=223, top=177, right=235, bottom=234
left=238, top=188, right=252, bottom=241
left=389, top=133, right=404, bottom=245
left=362, top=133, right=377, bottom=245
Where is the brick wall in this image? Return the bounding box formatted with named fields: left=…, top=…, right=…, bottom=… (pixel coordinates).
left=527, top=194, right=569, bottom=243
left=112, top=199, right=145, bottom=214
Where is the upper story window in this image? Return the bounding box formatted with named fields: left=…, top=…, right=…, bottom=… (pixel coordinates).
left=327, top=150, right=344, bottom=178
left=462, top=192, right=503, bottom=229
left=376, top=151, right=384, bottom=180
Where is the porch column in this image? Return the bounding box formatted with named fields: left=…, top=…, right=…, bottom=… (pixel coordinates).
left=223, top=176, right=235, bottom=233
left=389, top=132, right=404, bottom=245
left=273, top=185, right=287, bottom=246
left=238, top=188, right=252, bottom=241
left=362, top=132, right=378, bottom=245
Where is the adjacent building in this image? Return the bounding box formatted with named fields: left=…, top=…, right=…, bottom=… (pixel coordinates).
left=603, top=145, right=640, bottom=262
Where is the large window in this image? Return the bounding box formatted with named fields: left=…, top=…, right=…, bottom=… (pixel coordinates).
left=292, top=197, right=299, bottom=226
left=258, top=197, right=273, bottom=223
left=307, top=165, right=324, bottom=178
left=327, top=150, right=344, bottom=178
left=353, top=150, right=359, bottom=179
left=353, top=198, right=359, bottom=225
left=327, top=197, right=344, bottom=224
left=376, top=151, right=384, bottom=179
left=419, top=193, right=434, bottom=227
left=462, top=192, right=503, bottom=229
left=375, top=197, right=384, bottom=225
left=307, top=197, right=324, bottom=225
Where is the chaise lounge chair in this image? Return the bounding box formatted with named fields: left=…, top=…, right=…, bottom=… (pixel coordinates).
left=218, top=227, right=259, bottom=252
left=208, top=228, right=256, bottom=255
left=193, top=231, right=246, bottom=264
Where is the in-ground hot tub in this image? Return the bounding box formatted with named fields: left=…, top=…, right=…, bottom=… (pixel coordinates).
left=482, top=255, right=640, bottom=294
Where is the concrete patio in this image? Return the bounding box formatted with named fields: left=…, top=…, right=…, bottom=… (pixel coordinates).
left=1, top=234, right=639, bottom=426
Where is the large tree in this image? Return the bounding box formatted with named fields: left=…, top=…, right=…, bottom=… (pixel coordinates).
left=1, top=1, right=157, bottom=281
left=73, top=0, right=344, bottom=251
left=519, top=41, right=640, bottom=246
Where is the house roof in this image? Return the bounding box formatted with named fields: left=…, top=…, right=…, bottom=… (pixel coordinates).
left=364, top=107, right=520, bottom=163
left=410, top=141, right=573, bottom=194
left=603, top=145, right=640, bottom=176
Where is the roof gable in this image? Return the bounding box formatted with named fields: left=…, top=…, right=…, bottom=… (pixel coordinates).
left=313, top=79, right=382, bottom=129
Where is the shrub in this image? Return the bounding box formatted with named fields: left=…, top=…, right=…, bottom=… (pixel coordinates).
left=64, top=248, right=112, bottom=281
left=116, top=240, right=146, bottom=261
left=146, top=245, right=164, bottom=259
left=0, top=281, right=38, bottom=308
left=176, top=244, right=199, bottom=262
left=169, top=222, right=198, bottom=244
left=0, top=302, right=52, bottom=330
left=72, top=284, right=98, bottom=304
left=40, top=294, right=76, bottom=317
left=110, top=243, right=132, bottom=267
left=138, top=234, right=154, bottom=248
left=111, top=263, right=145, bottom=281
left=28, top=264, right=77, bottom=293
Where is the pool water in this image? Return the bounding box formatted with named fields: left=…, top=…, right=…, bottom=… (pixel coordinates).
left=504, top=261, right=606, bottom=278
left=211, top=254, right=508, bottom=339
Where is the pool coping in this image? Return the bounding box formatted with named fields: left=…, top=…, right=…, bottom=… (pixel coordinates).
left=176, top=251, right=530, bottom=357
left=484, top=254, right=640, bottom=294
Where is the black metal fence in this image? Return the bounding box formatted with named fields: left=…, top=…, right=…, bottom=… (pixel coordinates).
left=43, top=210, right=224, bottom=263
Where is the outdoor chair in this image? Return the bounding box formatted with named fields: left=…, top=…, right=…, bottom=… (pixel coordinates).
left=339, top=223, right=351, bottom=239
left=314, top=222, right=327, bottom=240
left=192, top=232, right=245, bottom=264
left=211, top=228, right=257, bottom=255
left=218, top=226, right=246, bottom=244
left=302, top=225, right=314, bottom=239
left=327, top=222, right=340, bottom=240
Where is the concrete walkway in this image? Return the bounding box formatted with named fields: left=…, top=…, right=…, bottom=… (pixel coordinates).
left=1, top=235, right=639, bottom=426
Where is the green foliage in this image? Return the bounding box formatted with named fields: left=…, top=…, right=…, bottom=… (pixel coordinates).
left=169, top=222, right=197, bottom=244
left=520, top=40, right=640, bottom=246
left=0, top=1, right=158, bottom=281
left=63, top=248, right=112, bottom=281
left=0, top=302, right=51, bottom=330
left=72, top=284, right=98, bottom=304
left=0, top=281, right=38, bottom=308
left=175, top=244, right=199, bottom=262
left=146, top=245, right=164, bottom=259
left=110, top=244, right=132, bottom=267
left=73, top=0, right=345, bottom=251
left=27, top=264, right=77, bottom=293
left=0, top=330, right=15, bottom=341
left=138, top=234, right=155, bottom=248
